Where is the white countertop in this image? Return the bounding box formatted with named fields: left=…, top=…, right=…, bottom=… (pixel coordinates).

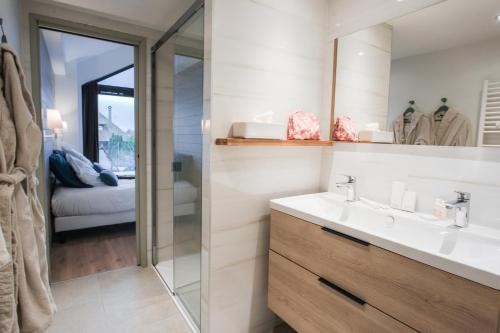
left=270, top=192, right=500, bottom=290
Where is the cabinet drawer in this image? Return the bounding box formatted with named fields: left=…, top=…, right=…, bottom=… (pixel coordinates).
left=268, top=251, right=415, bottom=333
left=270, top=210, right=500, bottom=333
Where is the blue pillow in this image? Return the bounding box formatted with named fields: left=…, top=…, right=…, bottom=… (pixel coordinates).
left=99, top=170, right=119, bottom=186
left=93, top=162, right=105, bottom=173
left=49, top=153, right=92, bottom=188
left=53, top=150, right=66, bottom=157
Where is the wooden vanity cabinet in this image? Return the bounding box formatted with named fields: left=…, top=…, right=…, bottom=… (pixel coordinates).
left=268, top=210, right=500, bottom=333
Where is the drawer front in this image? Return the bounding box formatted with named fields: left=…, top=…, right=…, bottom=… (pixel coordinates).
left=268, top=251, right=415, bottom=333
left=270, top=210, right=500, bottom=333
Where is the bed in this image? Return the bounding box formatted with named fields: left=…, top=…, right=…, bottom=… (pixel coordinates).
left=51, top=179, right=199, bottom=233
left=51, top=179, right=136, bottom=232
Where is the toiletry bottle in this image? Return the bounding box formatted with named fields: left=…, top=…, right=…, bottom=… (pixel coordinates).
left=390, top=181, right=406, bottom=210
left=433, top=199, right=448, bottom=219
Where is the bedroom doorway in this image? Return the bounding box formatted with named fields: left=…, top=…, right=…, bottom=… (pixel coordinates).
left=31, top=20, right=146, bottom=282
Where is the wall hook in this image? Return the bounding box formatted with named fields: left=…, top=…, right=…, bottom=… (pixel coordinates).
left=0, top=18, right=8, bottom=43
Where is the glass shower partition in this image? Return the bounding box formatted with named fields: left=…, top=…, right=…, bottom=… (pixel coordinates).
left=152, top=4, right=204, bottom=330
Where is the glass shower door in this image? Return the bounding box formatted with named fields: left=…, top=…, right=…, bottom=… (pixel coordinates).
left=152, top=5, right=204, bottom=329
left=172, top=8, right=204, bottom=327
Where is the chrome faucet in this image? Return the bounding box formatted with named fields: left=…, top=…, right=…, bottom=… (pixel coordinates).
left=445, top=191, right=471, bottom=228
left=336, top=175, right=359, bottom=202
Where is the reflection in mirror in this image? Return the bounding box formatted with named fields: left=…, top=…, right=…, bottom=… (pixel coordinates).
left=333, top=0, right=500, bottom=147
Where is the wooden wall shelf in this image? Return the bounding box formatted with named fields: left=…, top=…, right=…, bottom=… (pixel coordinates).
left=215, top=138, right=334, bottom=146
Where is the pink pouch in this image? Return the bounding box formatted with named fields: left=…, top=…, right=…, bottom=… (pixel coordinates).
left=332, top=116, right=358, bottom=142
left=287, top=112, right=320, bottom=140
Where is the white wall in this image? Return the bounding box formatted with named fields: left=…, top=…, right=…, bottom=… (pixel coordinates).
left=77, top=45, right=133, bottom=84
left=0, top=0, right=21, bottom=53
left=335, top=24, right=392, bottom=131
left=54, top=61, right=79, bottom=149
left=388, top=36, right=500, bottom=143
left=205, top=0, right=328, bottom=331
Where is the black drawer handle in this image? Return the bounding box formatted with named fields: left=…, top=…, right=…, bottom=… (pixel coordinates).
left=321, top=226, right=369, bottom=247
left=318, top=277, right=366, bottom=306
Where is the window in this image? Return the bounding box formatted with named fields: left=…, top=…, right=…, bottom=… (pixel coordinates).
left=97, top=94, right=135, bottom=172
left=96, top=67, right=135, bottom=172
left=82, top=65, right=135, bottom=172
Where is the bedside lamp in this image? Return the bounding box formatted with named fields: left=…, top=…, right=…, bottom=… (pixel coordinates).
left=47, top=109, right=64, bottom=148
left=47, top=109, right=63, bottom=134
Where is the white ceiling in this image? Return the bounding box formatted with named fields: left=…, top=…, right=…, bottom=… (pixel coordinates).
left=41, top=29, right=131, bottom=75
left=44, top=0, right=195, bottom=31
left=390, top=0, right=500, bottom=59
left=62, top=33, right=124, bottom=63
left=100, top=67, right=134, bottom=88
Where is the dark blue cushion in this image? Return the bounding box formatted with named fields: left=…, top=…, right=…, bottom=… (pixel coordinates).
left=52, top=150, right=66, bottom=157
left=49, top=153, right=92, bottom=188
left=93, top=162, right=105, bottom=173
left=99, top=170, right=119, bottom=186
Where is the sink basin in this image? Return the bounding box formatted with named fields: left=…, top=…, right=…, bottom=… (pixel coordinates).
left=272, top=192, right=348, bottom=222
left=270, top=192, right=500, bottom=289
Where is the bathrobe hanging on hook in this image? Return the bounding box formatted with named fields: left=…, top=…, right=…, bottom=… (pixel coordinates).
left=0, top=43, right=56, bottom=333
left=430, top=108, right=472, bottom=146
left=393, top=110, right=431, bottom=145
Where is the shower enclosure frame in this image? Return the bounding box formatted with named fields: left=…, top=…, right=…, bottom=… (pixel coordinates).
left=151, top=0, right=205, bottom=331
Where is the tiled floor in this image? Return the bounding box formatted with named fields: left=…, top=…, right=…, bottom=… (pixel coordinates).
left=48, top=266, right=191, bottom=333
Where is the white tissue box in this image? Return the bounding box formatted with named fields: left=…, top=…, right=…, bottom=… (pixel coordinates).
left=358, top=130, right=393, bottom=144
left=232, top=122, right=286, bottom=140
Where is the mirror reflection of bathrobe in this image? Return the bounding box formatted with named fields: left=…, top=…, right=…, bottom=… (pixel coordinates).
left=0, top=44, right=56, bottom=332
left=393, top=111, right=431, bottom=145
left=430, top=109, right=472, bottom=147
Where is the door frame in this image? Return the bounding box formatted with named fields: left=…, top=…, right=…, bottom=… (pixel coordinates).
left=29, top=14, right=148, bottom=269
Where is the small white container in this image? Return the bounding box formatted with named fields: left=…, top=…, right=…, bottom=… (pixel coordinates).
left=390, top=181, right=406, bottom=210
left=358, top=130, right=394, bottom=143
left=433, top=199, right=448, bottom=219
left=232, top=122, right=286, bottom=140
left=401, top=191, right=417, bottom=213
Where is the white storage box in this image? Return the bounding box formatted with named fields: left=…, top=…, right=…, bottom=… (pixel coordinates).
left=232, top=122, right=286, bottom=140
left=358, top=130, right=393, bottom=144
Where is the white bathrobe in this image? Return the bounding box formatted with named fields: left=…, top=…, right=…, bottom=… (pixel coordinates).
left=0, top=43, right=56, bottom=332
left=430, top=109, right=473, bottom=147
left=393, top=111, right=431, bottom=145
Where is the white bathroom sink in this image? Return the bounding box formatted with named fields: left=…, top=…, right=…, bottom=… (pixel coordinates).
left=270, top=192, right=500, bottom=290
left=232, top=122, right=286, bottom=140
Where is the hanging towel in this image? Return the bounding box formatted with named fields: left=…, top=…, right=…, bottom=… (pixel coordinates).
left=0, top=43, right=56, bottom=333
left=392, top=111, right=431, bottom=145
left=430, top=108, right=472, bottom=146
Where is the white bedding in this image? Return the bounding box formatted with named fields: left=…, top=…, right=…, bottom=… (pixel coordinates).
left=51, top=179, right=197, bottom=218
left=51, top=180, right=136, bottom=217
left=54, top=210, right=135, bottom=232
left=174, top=180, right=198, bottom=205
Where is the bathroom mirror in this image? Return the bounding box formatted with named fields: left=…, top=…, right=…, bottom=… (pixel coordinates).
left=332, top=0, right=500, bottom=147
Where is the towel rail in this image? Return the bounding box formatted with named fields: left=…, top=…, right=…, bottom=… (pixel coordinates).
left=478, top=80, right=500, bottom=147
